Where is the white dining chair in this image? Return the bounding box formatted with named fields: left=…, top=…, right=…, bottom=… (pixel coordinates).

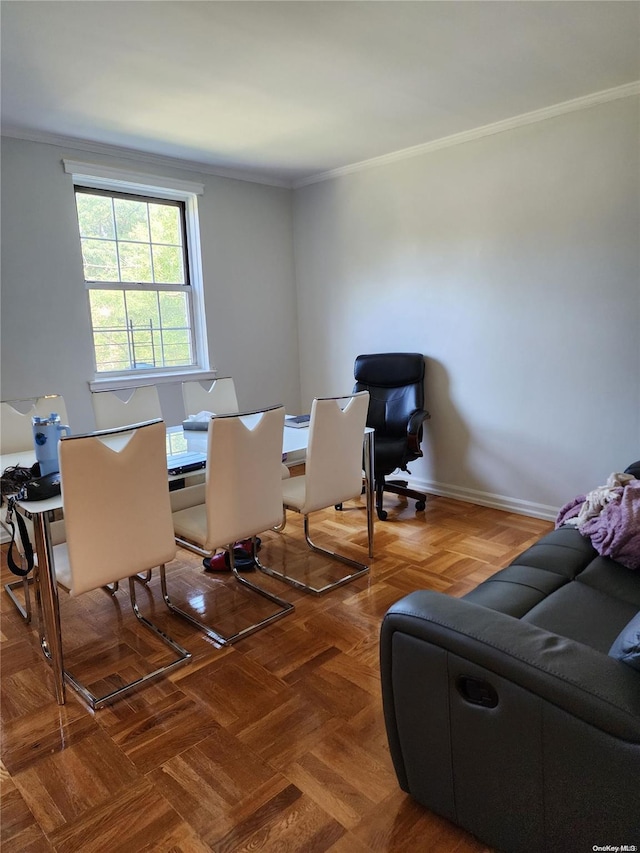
left=90, top=385, right=165, bottom=583
left=1, top=394, right=68, bottom=622
left=170, top=405, right=294, bottom=645
left=261, top=391, right=370, bottom=595
left=91, top=385, right=162, bottom=430
left=52, top=419, right=191, bottom=709
left=182, top=377, right=239, bottom=417
left=1, top=394, right=69, bottom=454
left=180, top=376, right=290, bottom=494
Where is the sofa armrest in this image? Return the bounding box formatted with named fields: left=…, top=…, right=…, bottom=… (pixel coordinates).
left=381, top=590, right=640, bottom=746
left=381, top=590, right=640, bottom=851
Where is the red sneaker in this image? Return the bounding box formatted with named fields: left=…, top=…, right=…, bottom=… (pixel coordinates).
left=203, top=548, right=256, bottom=573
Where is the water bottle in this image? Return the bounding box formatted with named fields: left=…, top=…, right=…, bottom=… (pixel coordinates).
left=32, top=413, right=71, bottom=476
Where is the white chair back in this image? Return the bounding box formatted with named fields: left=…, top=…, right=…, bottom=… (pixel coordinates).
left=203, top=406, right=285, bottom=551
left=0, top=395, right=69, bottom=454
left=91, top=386, right=162, bottom=430
left=59, top=420, right=176, bottom=596
left=182, top=378, right=238, bottom=416
left=303, top=391, right=370, bottom=514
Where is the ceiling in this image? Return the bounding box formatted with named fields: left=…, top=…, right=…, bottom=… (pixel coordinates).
left=1, top=1, right=639, bottom=187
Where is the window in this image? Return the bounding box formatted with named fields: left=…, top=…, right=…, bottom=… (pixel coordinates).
left=65, top=161, right=209, bottom=383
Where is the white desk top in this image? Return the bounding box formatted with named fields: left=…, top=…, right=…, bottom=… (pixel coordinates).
left=1, top=421, right=313, bottom=515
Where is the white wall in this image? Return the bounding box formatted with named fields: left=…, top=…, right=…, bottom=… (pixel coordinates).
left=293, top=97, right=640, bottom=516
left=1, top=137, right=301, bottom=431
left=3, top=98, right=638, bottom=518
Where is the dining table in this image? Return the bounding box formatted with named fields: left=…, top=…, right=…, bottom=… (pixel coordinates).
left=1, top=418, right=375, bottom=705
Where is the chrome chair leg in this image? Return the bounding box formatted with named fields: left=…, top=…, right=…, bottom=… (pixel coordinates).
left=160, top=542, right=294, bottom=645
left=272, top=511, right=287, bottom=533
left=61, top=572, right=191, bottom=710
left=134, top=569, right=153, bottom=584
left=4, top=576, right=32, bottom=623
left=262, top=515, right=369, bottom=595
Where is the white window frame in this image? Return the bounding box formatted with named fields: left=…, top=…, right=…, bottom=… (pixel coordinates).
left=64, top=159, right=214, bottom=390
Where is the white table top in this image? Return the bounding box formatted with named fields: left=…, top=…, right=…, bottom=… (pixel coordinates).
left=1, top=420, right=313, bottom=515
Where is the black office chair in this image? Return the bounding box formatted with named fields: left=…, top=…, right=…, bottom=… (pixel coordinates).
left=353, top=353, right=430, bottom=521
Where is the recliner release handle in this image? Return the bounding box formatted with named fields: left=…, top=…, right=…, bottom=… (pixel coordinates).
left=456, top=675, right=499, bottom=708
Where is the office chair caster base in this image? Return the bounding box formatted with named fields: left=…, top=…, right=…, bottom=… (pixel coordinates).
left=415, top=500, right=426, bottom=512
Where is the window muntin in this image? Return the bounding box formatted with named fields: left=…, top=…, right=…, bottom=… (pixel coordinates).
left=75, top=187, right=197, bottom=374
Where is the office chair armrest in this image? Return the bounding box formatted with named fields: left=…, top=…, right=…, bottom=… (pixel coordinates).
left=406, top=409, right=430, bottom=454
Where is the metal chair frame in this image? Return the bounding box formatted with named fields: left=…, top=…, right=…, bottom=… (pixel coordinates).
left=53, top=564, right=191, bottom=711
left=259, top=511, right=369, bottom=596
left=161, top=537, right=293, bottom=646
left=170, top=407, right=295, bottom=644
left=263, top=393, right=370, bottom=595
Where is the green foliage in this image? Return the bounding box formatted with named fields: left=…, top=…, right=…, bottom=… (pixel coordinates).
left=76, top=192, right=185, bottom=284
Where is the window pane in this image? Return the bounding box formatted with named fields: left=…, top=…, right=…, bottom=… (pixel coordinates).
left=125, top=290, right=160, bottom=329
left=132, top=343, right=156, bottom=369
left=149, top=203, right=181, bottom=245
left=161, top=329, right=193, bottom=365
left=114, top=198, right=150, bottom=242
left=82, top=238, right=119, bottom=281
left=118, top=241, right=152, bottom=282
left=93, top=329, right=131, bottom=373
left=89, top=289, right=126, bottom=330
left=159, top=292, right=194, bottom=365
left=76, top=193, right=115, bottom=239
left=152, top=244, right=184, bottom=284
left=159, top=290, right=190, bottom=327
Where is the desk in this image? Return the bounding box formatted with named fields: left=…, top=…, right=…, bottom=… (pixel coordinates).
left=2, top=421, right=374, bottom=705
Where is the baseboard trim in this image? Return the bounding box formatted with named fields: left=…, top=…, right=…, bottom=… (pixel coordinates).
left=0, top=480, right=559, bottom=546
left=406, top=477, right=559, bottom=522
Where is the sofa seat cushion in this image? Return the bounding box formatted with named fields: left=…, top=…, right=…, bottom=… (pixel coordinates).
left=576, top=557, right=640, bottom=608
left=463, top=564, right=569, bottom=617
left=521, top=582, right=639, bottom=653
left=512, top=527, right=597, bottom=579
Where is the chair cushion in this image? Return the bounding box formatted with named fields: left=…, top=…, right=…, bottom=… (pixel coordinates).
left=608, top=611, right=640, bottom=671
left=281, top=474, right=307, bottom=511
left=173, top=504, right=208, bottom=548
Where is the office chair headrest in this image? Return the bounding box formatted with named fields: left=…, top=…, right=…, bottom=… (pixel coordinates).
left=354, top=353, right=425, bottom=387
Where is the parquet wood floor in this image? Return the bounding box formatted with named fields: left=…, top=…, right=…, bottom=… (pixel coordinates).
left=1, top=493, right=553, bottom=852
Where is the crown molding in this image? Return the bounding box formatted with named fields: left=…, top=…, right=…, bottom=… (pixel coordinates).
left=3, top=80, right=637, bottom=192
left=293, top=80, right=640, bottom=189
left=0, top=126, right=292, bottom=189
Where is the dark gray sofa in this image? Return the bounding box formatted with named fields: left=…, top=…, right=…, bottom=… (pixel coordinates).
left=380, top=470, right=640, bottom=853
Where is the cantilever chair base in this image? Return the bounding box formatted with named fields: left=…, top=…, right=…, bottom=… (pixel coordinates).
left=41, top=575, right=191, bottom=711
left=159, top=543, right=294, bottom=646
left=4, top=577, right=33, bottom=623
left=264, top=514, right=369, bottom=596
